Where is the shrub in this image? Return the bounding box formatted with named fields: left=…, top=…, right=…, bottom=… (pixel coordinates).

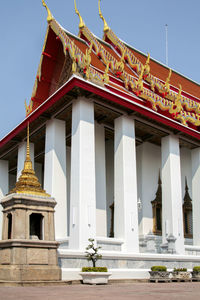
left=151, top=266, right=167, bottom=272
left=173, top=268, right=187, bottom=272
left=85, top=238, right=102, bottom=268
left=193, top=266, right=200, bottom=273
left=82, top=267, right=108, bottom=272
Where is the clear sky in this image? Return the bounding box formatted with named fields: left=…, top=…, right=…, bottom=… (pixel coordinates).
left=0, top=0, right=200, bottom=139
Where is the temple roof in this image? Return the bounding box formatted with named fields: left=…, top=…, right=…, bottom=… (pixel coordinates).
left=24, top=0, right=200, bottom=132
left=1, top=0, right=200, bottom=156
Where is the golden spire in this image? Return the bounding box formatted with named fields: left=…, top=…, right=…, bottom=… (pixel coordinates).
left=9, top=123, right=50, bottom=197
left=74, top=0, right=85, bottom=29
left=164, top=68, right=172, bottom=92
left=98, top=0, right=109, bottom=32
left=42, top=0, right=53, bottom=23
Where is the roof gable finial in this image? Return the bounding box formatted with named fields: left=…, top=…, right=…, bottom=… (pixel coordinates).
left=42, top=0, right=53, bottom=23
left=74, top=0, right=85, bottom=29
left=98, top=0, right=109, bottom=32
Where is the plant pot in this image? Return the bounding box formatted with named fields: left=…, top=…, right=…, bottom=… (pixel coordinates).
left=79, top=272, right=112, bottom=285
left=149, top=271, right=170, bottom=282
left=171, top=271, right=191, bottom=281
left=192, top=272, right=200, bottom=281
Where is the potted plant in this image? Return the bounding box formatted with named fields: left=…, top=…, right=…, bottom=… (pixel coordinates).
left=192, top=266, right=200, bottom=281
left=149, top=266, right=170, bottom=282
left=171, top=268, right=191, bottom=281
left=80, top=238, right=111, bottom=284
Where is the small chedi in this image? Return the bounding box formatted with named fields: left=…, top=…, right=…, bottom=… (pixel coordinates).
left=0, top=124, right=61, bottom=282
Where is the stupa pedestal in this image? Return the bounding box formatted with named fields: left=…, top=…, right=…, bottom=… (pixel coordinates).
left=0, top=124, right=61, bottom=282
left=0, top=193, right=61, bottom=281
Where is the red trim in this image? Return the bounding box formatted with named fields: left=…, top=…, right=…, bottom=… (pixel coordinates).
left=1, top=77, right=200, bottom=149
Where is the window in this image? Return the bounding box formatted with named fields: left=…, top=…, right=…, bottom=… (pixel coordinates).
left=151, top=172, right=162, bottom=235
left=183, top=178, right=193, bottom=239
left=7, top=213, right=12, bottom=239
left=29, top=213, right=43, bottom=240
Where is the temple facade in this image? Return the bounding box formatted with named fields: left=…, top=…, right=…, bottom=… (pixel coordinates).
left=1, top=1, right=200, bottom=280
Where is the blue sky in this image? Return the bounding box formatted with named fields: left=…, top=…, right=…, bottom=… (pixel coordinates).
left=0, top=0, right=200, bottom=139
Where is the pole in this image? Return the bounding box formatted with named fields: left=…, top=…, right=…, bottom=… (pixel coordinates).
left=165, top=24, right=168, bottom=66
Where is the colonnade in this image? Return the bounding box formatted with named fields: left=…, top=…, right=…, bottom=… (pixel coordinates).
left=1, top=97, right=200, bottom=254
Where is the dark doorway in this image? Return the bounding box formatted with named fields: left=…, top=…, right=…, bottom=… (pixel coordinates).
left=29, top=213, right=43, bottom=240
left=7, top=213, right=12, bottom=239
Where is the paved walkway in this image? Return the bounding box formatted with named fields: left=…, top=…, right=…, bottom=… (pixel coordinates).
left=1, top=282, right=200, bottom=300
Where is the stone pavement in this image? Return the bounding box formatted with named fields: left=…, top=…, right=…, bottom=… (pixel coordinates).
left=0, top=282, right=200, bottom=300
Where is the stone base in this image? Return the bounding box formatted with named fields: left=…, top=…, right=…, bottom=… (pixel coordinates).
left=0, top=265, right=61, bottom=282
left=59, top=249, right=200, bottom=280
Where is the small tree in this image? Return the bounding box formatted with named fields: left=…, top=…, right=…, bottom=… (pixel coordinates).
left=85, top=238, right=102, bottom=268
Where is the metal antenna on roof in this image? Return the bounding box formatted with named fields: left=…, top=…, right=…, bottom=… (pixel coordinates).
left=165, top=24, right=168, bottom=66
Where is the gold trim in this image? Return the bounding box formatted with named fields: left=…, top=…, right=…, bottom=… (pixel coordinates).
left=25, top=99, right=33, bottom=117
left=42, top=0, right=53, bottom=23
left=164, top=68, right=172, bottom=93
left=74, top=0, right=85, bottom=29
left=98, top=0, right=109, bottom=32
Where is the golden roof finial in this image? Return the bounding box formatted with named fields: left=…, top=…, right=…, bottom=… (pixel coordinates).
left=164, top=68, right=171, bottom=93
left=25, top=99, right=33, bottom=117
left=98, top=0, right=109, bottom=32
left=144, top=53, right=150, bottom=76
left=42, top=0, right=53, bottom=23
left=74, top=0, right=85, bottom=29
left=177, top=84, right=182, bottom=101
left=103, top=62, right=110, bottom=84
left=136, top=65, right=144, bottom=92
left=9, top=123, right=50, bottom=197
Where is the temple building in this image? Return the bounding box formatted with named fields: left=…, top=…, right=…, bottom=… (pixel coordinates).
left=1, top=0, right=200, bottom=280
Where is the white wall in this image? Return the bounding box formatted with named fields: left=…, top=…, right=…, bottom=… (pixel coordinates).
left=137, top=142, right=161, bottom=235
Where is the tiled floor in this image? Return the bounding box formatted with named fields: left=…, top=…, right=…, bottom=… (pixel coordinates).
left=0, top=282, right=200, bottom=300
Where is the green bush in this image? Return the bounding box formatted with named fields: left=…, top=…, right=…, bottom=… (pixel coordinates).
left=193, top=266, right=200, bottom=273
left=151, top=266, right=167, bottom=272
left=85, top=238, right=102, bottom=268
left=173, top=268, right=187, bottom=272
left=82, top=267, right=108, bottom=272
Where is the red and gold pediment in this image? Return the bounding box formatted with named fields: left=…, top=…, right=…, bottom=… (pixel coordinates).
left=27, top=0, right=200, bottom=133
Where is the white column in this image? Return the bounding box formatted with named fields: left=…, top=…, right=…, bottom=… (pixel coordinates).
left=66, top=146, right=71, bottom=236
left=114, top=116, right=139, bottom=253
left=192, top=148, right=200, bottom=245
left=161, top=135, right=184, bottom=254
left=0, top=160, right=9, bottom=239
left=17, top=141, right=34, bottom=179
left=69, top=98, right=96, bottom=250
left=95, top=123, right=107, bottom=237
left=44, top=118, right=67, bottom=239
